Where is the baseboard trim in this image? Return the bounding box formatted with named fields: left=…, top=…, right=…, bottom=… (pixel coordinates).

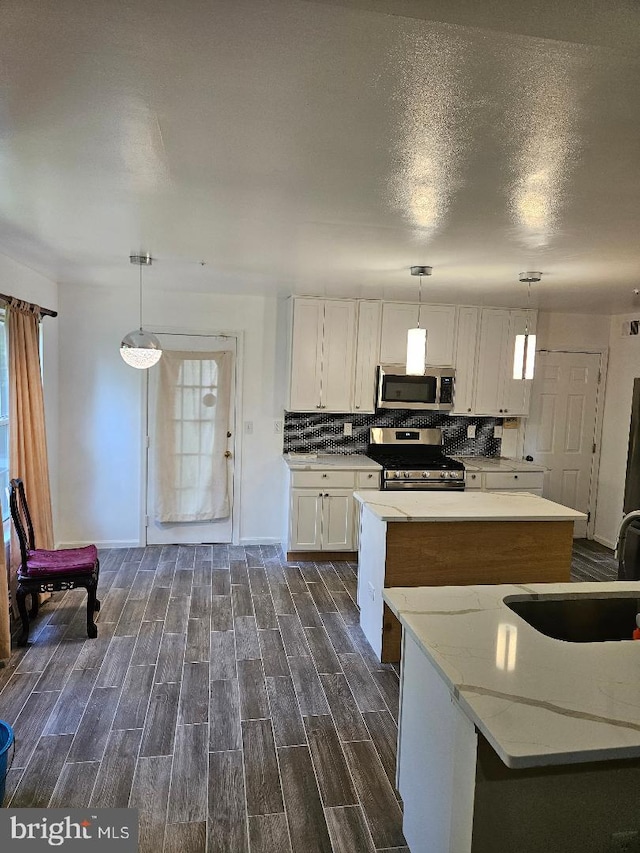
left=287, top=550, right=358, bottom=562
left=239, top=537, right=282, bottom=546
left=592, top=534, right=616, bottom=551
left=56, top=540, right=140, bottom=550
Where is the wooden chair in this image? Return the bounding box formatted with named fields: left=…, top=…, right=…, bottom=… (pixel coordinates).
left=9, top=478, right=100, bottom=646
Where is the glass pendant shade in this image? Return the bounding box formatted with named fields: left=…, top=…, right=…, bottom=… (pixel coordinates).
left=120, top=329, right=163, bottom=369
left=406, top=327, right=427, bottom=376
left=120, top=252, right=162, bottom=369
left=513, top=332, right=536, bottom=380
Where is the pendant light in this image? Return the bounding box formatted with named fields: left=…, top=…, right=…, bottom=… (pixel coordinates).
left=406, top=265, right=432, bottom=375
left=120, top=253, right=163, bottom=369
left=513, top=271, right=540, bottom=380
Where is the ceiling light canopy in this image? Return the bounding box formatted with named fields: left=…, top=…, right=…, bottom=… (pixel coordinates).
left=406, top=266, right=432, bottom=376
left=120, top=253, right=162, bottom=369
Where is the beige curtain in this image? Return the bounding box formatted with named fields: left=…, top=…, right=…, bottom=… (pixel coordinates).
left=6, top=300, right=54, bottom=631
left=0, top=530, right=8, bottom=662
left=154, top=350, right=233, bottom=523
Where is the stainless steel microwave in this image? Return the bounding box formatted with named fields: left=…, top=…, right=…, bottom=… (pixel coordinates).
left=376, top=364, right=455, bottom=411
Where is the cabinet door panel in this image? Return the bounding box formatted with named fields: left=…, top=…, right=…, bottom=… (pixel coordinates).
left=452, top=307, right=479, bottom=414
left=380, top=303, right=419, bottom=364
left=322, top=300, right=356, bottom=412
left=290, top=490, right=322, bottom=550
left=289, top=299, right=323, bottom=412
left=418, top=304, right=457, bottom=366
left=322, top=491, right=355, bottom=551
left=353, top=301, right=382, bottom=413
left=473, top=309, right=511, bottom=415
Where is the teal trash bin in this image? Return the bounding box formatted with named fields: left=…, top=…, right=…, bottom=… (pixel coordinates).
left=0, top=720, right=15, bottom=805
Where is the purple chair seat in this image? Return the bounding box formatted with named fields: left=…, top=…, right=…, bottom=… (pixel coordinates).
left=22, top=545, right=99, bottom=577
left=10, top=477, right=100, bottom=645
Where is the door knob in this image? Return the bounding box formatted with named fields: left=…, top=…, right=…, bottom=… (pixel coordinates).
left=224, top=451, right=232, bottom=458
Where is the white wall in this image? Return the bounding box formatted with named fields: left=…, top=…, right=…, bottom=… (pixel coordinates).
left=0, top=253, right=59, bottom=530
left=594, top=313, right=640, bottom=548
left=536, top=311, right=610, bottom=351
left=57, top=283, right=286, bottom=547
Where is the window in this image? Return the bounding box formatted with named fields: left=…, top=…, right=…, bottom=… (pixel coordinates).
left=0, top=311, right=7, bottom=521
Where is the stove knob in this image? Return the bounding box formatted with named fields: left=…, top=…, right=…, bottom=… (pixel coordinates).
left=422, top=471, right=429, bottom=479
left=395, top=471, right=404, bottom=479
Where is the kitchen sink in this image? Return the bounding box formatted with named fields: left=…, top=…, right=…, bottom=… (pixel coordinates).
left=504, top=592, right=640, bottom=642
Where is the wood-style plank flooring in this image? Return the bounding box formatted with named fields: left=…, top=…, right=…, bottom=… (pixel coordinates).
left=0, top=545, right=407, bottom=853
left=0, top=538, right=617, bottom=852
left=571, top=538, right=618, bottom=581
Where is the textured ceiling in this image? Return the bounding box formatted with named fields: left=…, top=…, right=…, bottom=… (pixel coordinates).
left=1, top=0, right=640, bottom=312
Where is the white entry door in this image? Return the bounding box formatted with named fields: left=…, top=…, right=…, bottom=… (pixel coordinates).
left=146, top=334, right=236, bottom=544
left=524, top=351, right=601, bottom=538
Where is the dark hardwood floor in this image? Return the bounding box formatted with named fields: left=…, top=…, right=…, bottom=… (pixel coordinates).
left=570, top=538, right=618, bottom=582
left=0, top=538, right=617, bottom=852
left=0, top=545, right=406, bottom=853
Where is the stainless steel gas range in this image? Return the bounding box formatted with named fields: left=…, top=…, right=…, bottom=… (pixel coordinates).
left=366, top=427, right=465, bottom=491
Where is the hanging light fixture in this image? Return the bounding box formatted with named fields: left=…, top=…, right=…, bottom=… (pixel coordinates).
left=406, top=265, right=432, bottom=375
left=513, top=271, right=541, bottom=380
left=120, top=253, right=163, bottom=369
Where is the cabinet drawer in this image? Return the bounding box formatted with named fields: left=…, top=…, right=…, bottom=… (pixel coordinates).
left=291, top=470, right=356, bottom=489
left=356, top=470, right=380, bottom=489
left=484, top=471, right=544, bottom=491
left=465, top=471, right=483, bottom=489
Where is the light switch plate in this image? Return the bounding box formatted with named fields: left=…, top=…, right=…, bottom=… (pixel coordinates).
left=494, top=425, right=503, bottom=438
left=343, top=422, right=353, bottom=436
left=466, top=424, right=476, bottom=439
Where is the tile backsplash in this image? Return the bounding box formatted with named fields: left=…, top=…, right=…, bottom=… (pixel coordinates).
left=284, top=412, right=502, bottom=456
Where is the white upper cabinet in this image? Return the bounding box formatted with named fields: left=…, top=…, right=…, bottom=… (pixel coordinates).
left=322, top=300, right=357, bottom=411
left=288, top=298, right=356, bottom=412
left=451, top=306, right=480, bottom=414
left=353, top=301, right=382, bottom=413
left=474, top=308, right=537, bottom=416
left=380, top=303, right=456, bottom=366
left=288, top=298, right=324, bottom=412
left=379, top=303, right=418, bottom=364
left=287, top=296, right=535, bottom=416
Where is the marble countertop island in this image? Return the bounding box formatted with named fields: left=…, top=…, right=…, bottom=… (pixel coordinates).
left=354, top=489, right=586, bottom=523
left=385, top=582, right=640, bottom=768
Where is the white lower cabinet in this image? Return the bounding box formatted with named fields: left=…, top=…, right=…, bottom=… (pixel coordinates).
left=320, top=491, right=355, bottom=550
left=289, top=489, right=355, bottom=551
left=464, top=468, right=545, bottom=493
left=289, top=490, right=323, bottom=549
left=286, top=466, right=380, bottom=553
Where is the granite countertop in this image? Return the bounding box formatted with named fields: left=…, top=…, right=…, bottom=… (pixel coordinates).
left=453, top=456, right=547, bottom=473
left=384, top=582, right=640, bottom=769
left=353, top=489, right=586, bottom=522
left=283, top=453, right=381, bottom=471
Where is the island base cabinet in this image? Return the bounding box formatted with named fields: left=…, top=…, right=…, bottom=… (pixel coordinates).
left=379, top=519, right=574, bottom=661
left=398, top=632, right=640, bottom=853
left=398, top=631, right=477, bottom=853
left=472, top=739, right=640, bottom=853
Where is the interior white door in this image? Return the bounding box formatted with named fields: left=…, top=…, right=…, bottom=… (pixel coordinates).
left=146, top=334, right=236, bottom=544
left=524, top=351, right=601, bottom=538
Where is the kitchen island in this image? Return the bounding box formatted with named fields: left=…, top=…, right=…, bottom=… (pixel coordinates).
left=354, top=490, right=585, bottom=662
left=384, top=583, right=640, bottom=853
